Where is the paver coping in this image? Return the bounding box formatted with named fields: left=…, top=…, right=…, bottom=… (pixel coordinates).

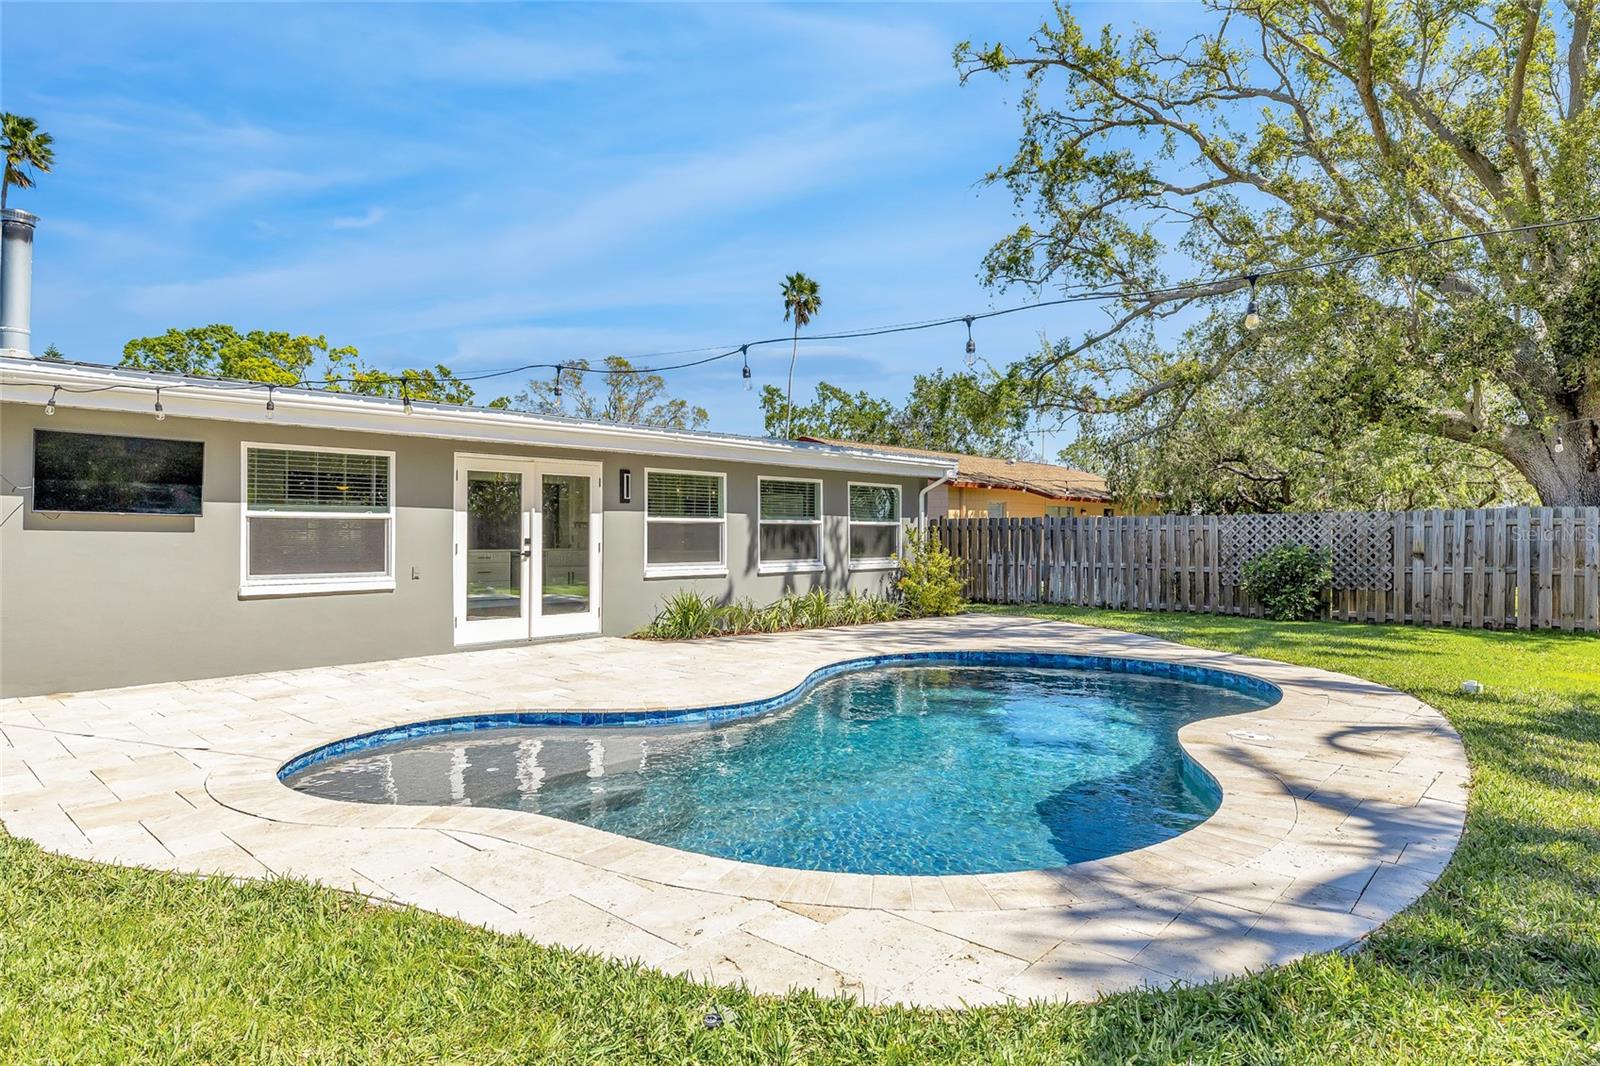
left=0, top=615, right=1469, bottom=1007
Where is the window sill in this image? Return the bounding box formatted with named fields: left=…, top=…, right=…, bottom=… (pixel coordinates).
left=643, top=566, right=728, bottom=580
left=239, top=578, right=396, bottom=599
left=848, top=559, right=900, bottom=572
left=758, top=560, right=825, bottom=575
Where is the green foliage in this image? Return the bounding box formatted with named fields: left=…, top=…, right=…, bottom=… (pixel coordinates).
left=896, top=525, right=967, bottom=617
left=1, top=112, right=53, bottom=210
left=514, top=355, right=708, bottom=430
left=122, top=325, right=342, bottom=385
left=7, top=615, right=1599, bottom=1062
left=958, top=1, right=1600, bottom=505
left=1065, top=356, right=1537, bottom=512
left=640, top=588, right=723, bottom=640
left=760, top=367, right=1036, bottom=457
left=779, top=272, right=822, bottom=331
left=119, top=325, right=484, bottom=405
left=1239, top=542, right=1334, bottom=621
left=759, top=381, right=899, bottom=443
left=38, top=343, right=64, bottom=362
left=635, top=589, right=900, bottom=640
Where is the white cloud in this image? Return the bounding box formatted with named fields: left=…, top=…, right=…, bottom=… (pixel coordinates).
left=331, top=207, right=386, bottom=230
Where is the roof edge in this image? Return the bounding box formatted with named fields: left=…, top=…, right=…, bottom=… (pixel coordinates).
left=0, top=358, right=959, bottom=478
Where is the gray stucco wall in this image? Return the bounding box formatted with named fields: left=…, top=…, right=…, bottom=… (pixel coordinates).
left=0, top=402, right=922, bottom=697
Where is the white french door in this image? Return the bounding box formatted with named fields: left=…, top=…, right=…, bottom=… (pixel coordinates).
left=453, top=455, right=602, bottom=645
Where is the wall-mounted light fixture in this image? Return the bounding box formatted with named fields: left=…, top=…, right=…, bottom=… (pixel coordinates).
left=619, top=468, right=632, bottom=503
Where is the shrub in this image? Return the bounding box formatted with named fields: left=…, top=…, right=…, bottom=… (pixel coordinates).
left=794, top=589, right=834, bottom=629
left=638, top=589, right=722, bottom=639
left=1239, top=541, right=1332, bottom=621
left=764, top=593, right=804, bottom=632
left=636, top=589, right=903, bottom=639
left=717, top=597, right=763, bottom=634
left=896, top=525, right=966, bottom=618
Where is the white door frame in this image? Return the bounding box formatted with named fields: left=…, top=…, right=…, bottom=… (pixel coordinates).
left=453, top=454, right=603, bottom=646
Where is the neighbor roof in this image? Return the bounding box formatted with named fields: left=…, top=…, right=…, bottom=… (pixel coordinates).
left=0, top=358, right=959, bottom=479
left=798, top=437, right=1112, bottom=502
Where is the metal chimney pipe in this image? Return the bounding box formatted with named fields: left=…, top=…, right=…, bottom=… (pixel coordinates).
left=1, top=208, right=38, bottom=357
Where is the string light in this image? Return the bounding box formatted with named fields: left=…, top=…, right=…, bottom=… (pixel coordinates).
left=10, top=215, right=1597, bottom=411
left=265, top=385, right=276, bottom=420
left=740, top=346, right=752, bottom=392
left=153, top=387, right=166, bottom=421
left=401, top=382, right=413, bottom=415
left=1553, top=430, right=1565, bottom=454
left=44, top=386, right=57, bottom=416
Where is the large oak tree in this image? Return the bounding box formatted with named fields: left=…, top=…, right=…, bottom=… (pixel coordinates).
left=959, top=0, right=1600, bottom=506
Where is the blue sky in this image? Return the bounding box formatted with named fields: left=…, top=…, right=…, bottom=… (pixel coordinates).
left=3, top=1, right=1209, bottom=448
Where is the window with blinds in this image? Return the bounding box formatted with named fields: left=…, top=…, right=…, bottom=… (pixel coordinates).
left=247, top=448, right=389, bottom=512
left=242, top=446, right=394, bottom=592
left=758, top=478, right=823, bottom=570
left=647, top=471, right=723, bottom=518
left=848, top=483, right=901, bottom=565
left=644, top=470, right=725, bottom=574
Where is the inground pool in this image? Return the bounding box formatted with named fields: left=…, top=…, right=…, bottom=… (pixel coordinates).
left=281, top=653, right=1279, bottom=876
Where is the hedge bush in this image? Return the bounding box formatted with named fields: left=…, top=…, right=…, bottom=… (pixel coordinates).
left=1239, top=541, right=1333, bottom=620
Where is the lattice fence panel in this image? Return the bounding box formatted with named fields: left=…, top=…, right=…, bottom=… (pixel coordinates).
left=1218, top=512, right=1392, bottom=590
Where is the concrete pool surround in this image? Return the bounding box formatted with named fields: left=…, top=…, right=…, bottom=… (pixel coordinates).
left=0, top=615, right=1469, bottom=1007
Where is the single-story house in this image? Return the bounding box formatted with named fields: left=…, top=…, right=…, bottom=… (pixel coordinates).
left=797, top=438, right=1118, bottom=519
left=0, top=357, right=955, bottom=698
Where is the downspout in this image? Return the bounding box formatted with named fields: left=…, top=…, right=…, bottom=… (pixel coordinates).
left=918, top=469, right=958, bottom=530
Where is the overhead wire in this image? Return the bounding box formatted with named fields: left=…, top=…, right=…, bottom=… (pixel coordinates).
left=9, top=214, right=1597, bottom=408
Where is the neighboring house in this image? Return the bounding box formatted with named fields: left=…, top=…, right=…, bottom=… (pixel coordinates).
left=798, top=438, right=1119, bottom=520
left=0, top=359, right=954, bottom=698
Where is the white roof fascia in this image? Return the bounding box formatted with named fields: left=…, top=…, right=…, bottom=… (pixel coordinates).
left=0, top=358, right=958, bottom=479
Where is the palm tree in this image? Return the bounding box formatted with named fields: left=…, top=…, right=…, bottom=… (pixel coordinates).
left=2, top=114, right=55, bottom=212
left=779, top=272, right=821, bottom=439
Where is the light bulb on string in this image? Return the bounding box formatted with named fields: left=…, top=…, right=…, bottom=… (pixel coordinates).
left=963, top=316, right=977, bottom=369
left=1553, top=430, right=1565, bottom=454
left=265, top=386, right=276, bottom=420
left=154, top=388, right=166, bottom=421
left=401, top=382, right=413, bottom=415
left=553, top=365, right=563, bottom=401
left=1243, top=275, right=1262, bottom=331
left=740, top=346, right=752, bottom=392
left=44, top=387, right=58, bottom=416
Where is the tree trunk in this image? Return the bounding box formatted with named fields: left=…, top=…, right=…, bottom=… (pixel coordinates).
left=1502, top=424, right=1600, bottom=505
left=784, top=325, right=800, bottom=439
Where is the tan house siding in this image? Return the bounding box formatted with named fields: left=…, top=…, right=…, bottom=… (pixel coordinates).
left=942, top=485, right=1119, bottom=519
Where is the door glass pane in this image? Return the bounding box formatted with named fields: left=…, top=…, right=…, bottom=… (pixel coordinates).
left=467, top=471, right=522, bottom=621
left=541, top=473, right=590, bottom=616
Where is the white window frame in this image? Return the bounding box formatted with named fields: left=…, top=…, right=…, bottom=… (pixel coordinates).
left=239, top=442, right=396, bottom=597
left=847, top=481, right=902, bottom=571
left=756, top=475, right=824, bottom=574
left=643, top=467, right=727, bottom=578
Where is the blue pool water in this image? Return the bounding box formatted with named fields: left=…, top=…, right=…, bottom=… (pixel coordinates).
left=284, top=656, right=1277, bottom=875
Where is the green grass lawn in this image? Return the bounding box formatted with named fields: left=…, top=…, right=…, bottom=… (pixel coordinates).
left=3, top=609, right=1597, bottom=1064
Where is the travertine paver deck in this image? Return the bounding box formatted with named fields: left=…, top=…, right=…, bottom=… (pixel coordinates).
left=0, top=615, right=1469, bottom=1007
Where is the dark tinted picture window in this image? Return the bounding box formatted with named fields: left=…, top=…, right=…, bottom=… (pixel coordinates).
left=33, top=430, right=205, bottom=515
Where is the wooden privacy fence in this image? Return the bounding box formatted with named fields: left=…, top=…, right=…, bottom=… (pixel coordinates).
left=929, top=507, right=1600, bottom=632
